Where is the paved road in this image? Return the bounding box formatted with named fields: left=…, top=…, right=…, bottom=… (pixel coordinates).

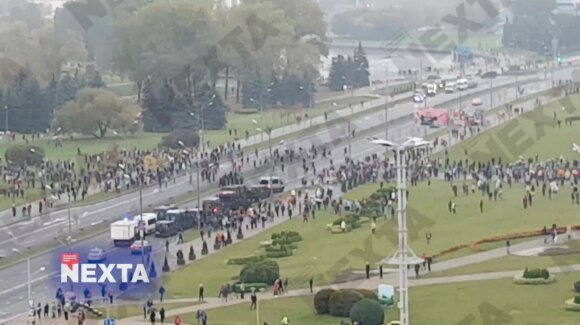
left=0, top=68, right=571, bottom=322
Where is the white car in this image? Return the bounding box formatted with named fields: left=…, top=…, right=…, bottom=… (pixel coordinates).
left=87, top=247, right=106, bottom=263
left=471, top=98, right=483, bottom=106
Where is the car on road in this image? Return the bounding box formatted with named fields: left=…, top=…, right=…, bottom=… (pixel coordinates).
left=258, top=176, right=285, bottom=193
left=130, top=240, right=153, bottom=255
left=480, top=71, right=498, bottom=79
left=445, top=82, right=456, bottom=93
left=471, top=98, right=483, bottom=106
left=87, top=247, right=106, bottom=263
left=468, top=80, right=478, bottom=88
left=413, top=90, right=425, bottom=103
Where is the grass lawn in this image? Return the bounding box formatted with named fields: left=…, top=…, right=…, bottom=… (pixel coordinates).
left=444, top=93, right=580, bottom=163
left=428, top=249, right=580, bottom=278
left=92, top=301, right=198, bottom=319
left=210, top=95, right=376, bottom=147
left=0, top=132, right=164, bottom=162
left=183, top=271, right=580, bottom=324
left=163, top=173, right=580, bottom=299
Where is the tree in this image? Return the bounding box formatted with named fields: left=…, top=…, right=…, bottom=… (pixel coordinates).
left=53, top=88, right=142, bottom=138
left=327, top=55, right=348, bottom=91
left=0, top=69, right=53, bottom=133
left=353, top=41, right=370, bottom=88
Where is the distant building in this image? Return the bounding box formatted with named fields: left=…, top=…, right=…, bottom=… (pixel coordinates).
left=220, top=0, right=242, bottom=8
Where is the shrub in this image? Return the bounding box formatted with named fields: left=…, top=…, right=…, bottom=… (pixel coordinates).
left=240, top=259, right=280, bottom=284
left=523, top=268, right=550, bottom=279
left=328, top=289, right=364, bottom=317
left=575, top=281, right=580, bottom=293
left=5, top=145, right=45, bottom=167
left=314, top=289, right=336, bottom=314
left=160, top=129, right=199, bottom=149
left=227, top=255, right=265, bottom=265
left=575, top=296, right=580, bottom=305
left=350, top=298, right=385, bottom=325
left=265, top=250, right=293, bottom=258
left=271, top=231, right=302, bottom=242
left=356, top=289, right=378, bottom=300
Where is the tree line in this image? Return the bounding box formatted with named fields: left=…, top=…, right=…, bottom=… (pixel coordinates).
left=0, top=0, right=328, bottom=135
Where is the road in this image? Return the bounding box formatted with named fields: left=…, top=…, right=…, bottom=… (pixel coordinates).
left=0, top=66, right=575, bottom=321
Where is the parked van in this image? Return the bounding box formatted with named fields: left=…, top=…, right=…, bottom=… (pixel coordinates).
left=258, top=176, right=285, bottom=193
left=133, top=213, right=157, bottom=235
left=456, top=79, right=469, bottom=91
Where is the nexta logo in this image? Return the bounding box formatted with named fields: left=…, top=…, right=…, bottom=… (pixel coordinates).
left=60, top=253, right=149, bottom=284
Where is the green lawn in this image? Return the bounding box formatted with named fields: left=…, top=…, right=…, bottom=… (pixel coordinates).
left=182, top=271, right=580, bottom=324
left=207, top=95, right=376, bottom=147
left=445, top=93, right=580, bottom=163
left=428, top=249, right=580, bottom=278
left=163, top=174, right=580, bottom=299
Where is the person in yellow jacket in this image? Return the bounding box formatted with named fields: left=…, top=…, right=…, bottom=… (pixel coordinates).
left=281, top=315, right=289, bottom=324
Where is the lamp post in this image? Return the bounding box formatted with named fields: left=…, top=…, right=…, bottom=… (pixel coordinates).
left=178, top=141, right=201, bottom=229
left=384, top=55, right=391, bottom=147
left=4, top=105, right=8, bottom=134
left=122, top=172, right=144, bottom=264
left=367, top=136, right=430, bottom=325
left=11, top=248, right=45, bottom=316
left=253, top=120, right=274, bottom=196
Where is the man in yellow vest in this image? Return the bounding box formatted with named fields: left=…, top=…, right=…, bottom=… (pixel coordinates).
left=281, top=315, right=289, bottom=325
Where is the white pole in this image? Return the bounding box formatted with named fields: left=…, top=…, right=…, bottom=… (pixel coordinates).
left=400, top=148, right=409, bottom=325
left=27, top=257, right=32, bottom=306
left=256, top=299, right=260, bottom=325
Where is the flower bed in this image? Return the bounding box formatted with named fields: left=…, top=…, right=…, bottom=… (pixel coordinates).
left=513, top=269, right=556, bottom=285
left=564, top=297, right=580, bottom=311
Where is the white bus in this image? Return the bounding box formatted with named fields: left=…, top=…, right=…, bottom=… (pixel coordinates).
left=133, top=213, right=158, bottom=235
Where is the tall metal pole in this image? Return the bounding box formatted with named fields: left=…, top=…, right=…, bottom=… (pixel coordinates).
left=26, top=257, right=31, bottom=305
left=67, top=194, right=71, bottom=234
left=384, top=57, right=390, bottom=144
left=397, top=148, right=410, bottom=325
left=4, top=105, right=8, bottom=133
left=490, top=79, right=494, bottom=110
left=196, top=152, right=201, bottom=229
left=200, top=103, right=206, bottom=154
left=139, top=186, right=144, bottom=265
left=259, top=86, right=264, bottom=142
left=347, top=121, right=352, bottom=157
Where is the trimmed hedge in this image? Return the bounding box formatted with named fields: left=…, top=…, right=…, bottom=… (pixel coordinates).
left=316, top=289, right=379, bottom=317
left=265, top=250, right=293, bottom=258
left=240, top=259, right=280, bottom=284
left=350, top=298, right=385, bottom=325
left=314, top=289, right=336, bottom=314
left=575, top=296, right=580, bottom=304
left=513, top=271, right=556, bottom=285
left=271, top=231, right=302, bottom=242
left=227, top=255, right=265, bottom=265
left=523, top=268, right=550, bottom=279
left=574, top=281, right=580, bottom=293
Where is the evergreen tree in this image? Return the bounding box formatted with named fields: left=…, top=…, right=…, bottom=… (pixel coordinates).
left=195, top=84, right=226, bottom=130
left=352, top=41, right=370, bottom=88
left=55, top=74, right=80, bottom=109
left=327, top=55, right=348, bottom=91
left=0, top=70, right=51, bottom=133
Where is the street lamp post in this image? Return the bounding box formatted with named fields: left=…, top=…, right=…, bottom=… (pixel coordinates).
left=178, top=141, right=202, bottom=230
left=4, top=105, right=8, bottom=134
left=384, top=55, right=391, bottom=147
left=11, top=248, right=45, bottom=317
left=254, top=120, right=274, bottom=196
left=368, top=136, right=430, bottom=325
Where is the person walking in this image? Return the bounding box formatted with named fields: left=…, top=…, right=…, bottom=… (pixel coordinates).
left=250, top=291, right=257, bottom=310
left=365, top=262, right=370, bottom=279
left=160, top=307, right=165, bottom=323
left=174, top=315, right=181, bottom=325
left=198, top=284, right=205, bottom=302
left=479, top=199, right=484, bottom=214
left=379, top=265, right=383, bottom=279
left=150, top=309, right=156, bottom=325
left=159, top=286, right=166, bottom=302
left=309, top=278, right=313, bottom=293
